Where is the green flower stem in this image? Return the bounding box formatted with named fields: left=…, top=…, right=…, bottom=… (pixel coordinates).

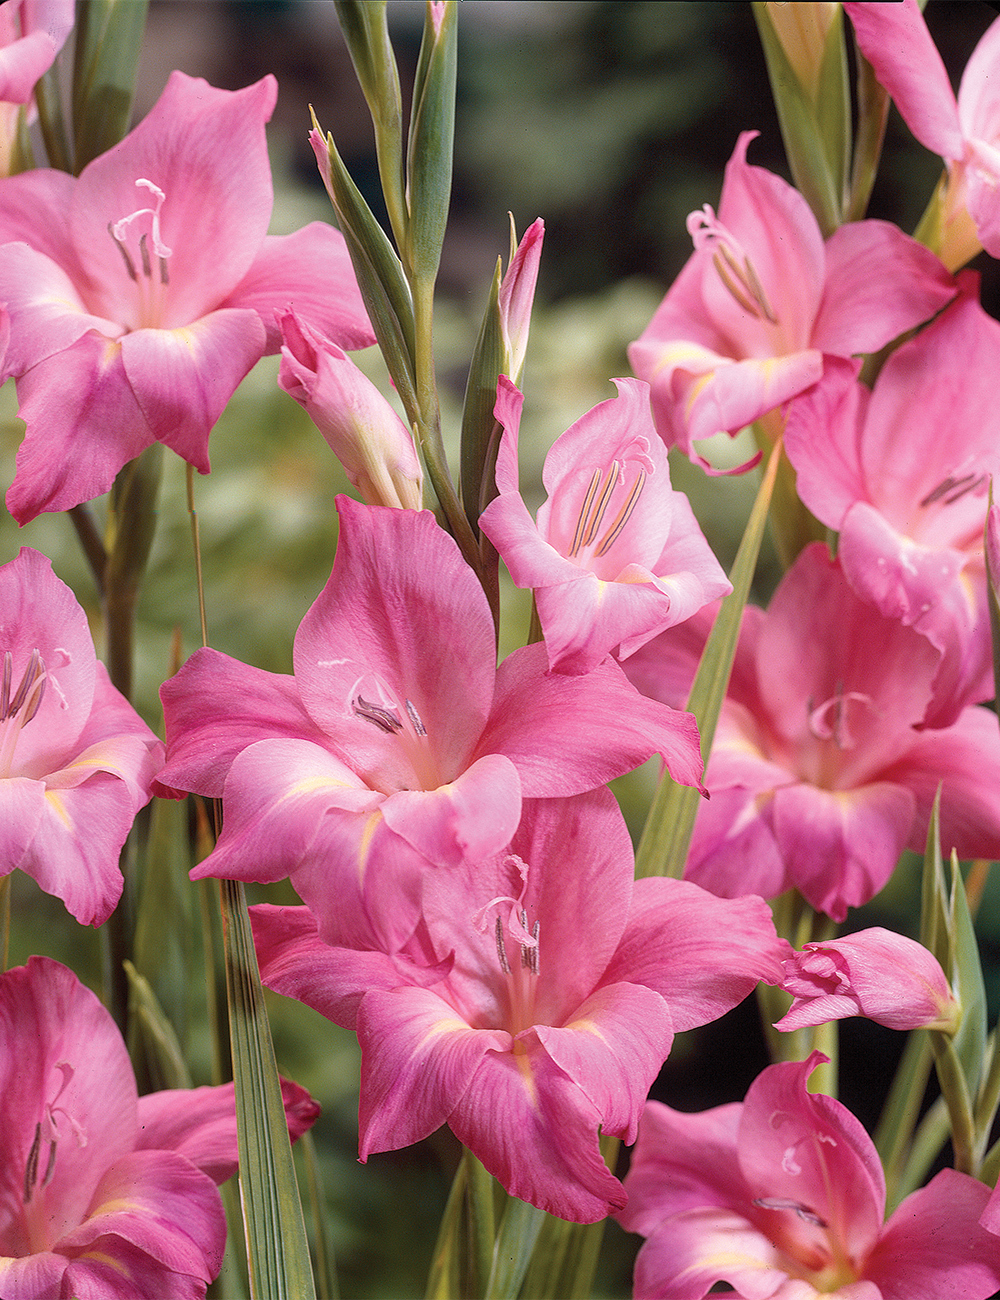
left=876, top=1029, right=934, bottom=1210
left=893, top=1093, right=950, bottom=1207
left=425, top=1148, right=495, bottom=1300
left=973, top=1031, right=1000, bottom=1171
left=411, top=276, right=484, bottom=580
left=931, top=1031, right=978, bottom=1175
left=68, top=502, right=108, bottom=598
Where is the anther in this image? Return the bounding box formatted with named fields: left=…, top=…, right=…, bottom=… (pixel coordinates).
left=405, top=699, right=427, bottom=737
left=753, top=1196, right=828, bottom=1228
left=2, top=650, right=46, bottom=723
left=495, top=915, right=511, bottom=974
left=353, top=695, right=403, bottom=733
left=23, top=1122, right=41, bottom=1202
left=108, top=221, right=138, bottom=281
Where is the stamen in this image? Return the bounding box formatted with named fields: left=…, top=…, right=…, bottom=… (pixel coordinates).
left=138, top=232, right=152, bottom=279
left=594, top=471, right=645, bottom=557
left=580, top=463, right=620, bottom=550
left=2, top=650, right=46, bottom=723
left=753, top=1196, right=828, bottom=1228
left=569, top=469, right=604, bottom=557
left=405, top=699, right=427, bottom=737
left=108, top=221, right=138, bottom=281
left=23, top=1123, right=41, bottom=1202
left=495, top=915, right=511, bottom=974
left=353, top=695, right=403, bottom=733
left=920, top=472, right=988, bottom=508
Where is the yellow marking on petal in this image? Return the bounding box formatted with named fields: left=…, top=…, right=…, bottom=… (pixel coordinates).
left=78, top=1248, right=133, bottom=1276
left=564, top=1017, right=608, bottom=1042
left=43, top=789, right=72, bottom=830
left=684, top=370, right=716, bottom=417
left=511, top=1039, right=539, bottom=1107
left=355, top=809, right=384, bottom=884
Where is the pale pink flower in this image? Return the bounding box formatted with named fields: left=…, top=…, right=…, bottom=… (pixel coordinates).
left=0, top=955, right=319, bottom=1300
left=784, top=277, right=1000, bottom=727
left=479, top=376, right=731, bottom=674
left=278, top=309, right=422, bottom=510
left=252, top=790, right=788, bottom=1223
left=628, top=131, right=954, bottom=472
left=623, top=543, right=1000, bottom=921
left=0, top=547, right=163, bottom=925
left=498, top=217, right=543, bottom=382
left=619, top=1051, right=1000, bottom=1299
left=0, top=70, right=374, bottom=523
left=845, top=0, right=1000, bottom=266
left=159, top=496, right=704, bottom=952
left=776, top=927, right=960, bottom=1034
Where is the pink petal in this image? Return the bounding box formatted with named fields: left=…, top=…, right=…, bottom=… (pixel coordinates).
left=17, top=771, right=131, bottom=924
left=224, top=224, right=375, bottom=353
left=135, top=1078, right=318, bottom=1186
left=484, top=642, right=704, bottom=795
left=812, top=221, right=954, bottom=356
left=120, top=309, right=267, bottom=472
left=7, top=329, right=155, bottom=522
left=56, top=1149, right=224, bottom=1290
left=618, top=1097, right=745, bottom=1237
left=772, top=780, right=916, bottom=921
left=0, top=0, right=73, bottom=102
left=251, top=903, right=450, bottom=1031
left=356, top=985, right=510, bottom=1156
left=603, top=878, right=789, bottom=1032
left=867, top=1169, right=1000, bottom=1300
left=783, top=356, right=868, bottom=531
left=534, top=981, right=673, bottom=1144
left=159, top=647, right=328, bottom=798
left=844, top=0, right=965, bottom=160
left=447, top=1034, right=627, bottom=1222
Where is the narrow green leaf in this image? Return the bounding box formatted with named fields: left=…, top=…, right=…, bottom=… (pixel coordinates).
left=72, top=0, right=149, bottom=171
left=874, top=1027, right=933, bottom=1208
left=124, top=959, right=192, bottom=1092
left=919, top=788, right=950, bottom=971
left=298, top=1130, right=339, bottom=1300
left=313, top=123, right=418, bottom=425
left=948, top=849, right=988, bottom=1101
left=405, top=1, right=457, bottom=284
left=221, top=878, right=316, bottom=1300
left=846, top=48, right=890, bottom=222
left=635, top=439, right=782, bottom=879
left=484, top=1196, right=546, bottom=1300
left=425, top=1149, right=495, bottom=1300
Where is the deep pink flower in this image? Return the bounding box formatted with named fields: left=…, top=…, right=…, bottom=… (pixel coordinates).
left=623, top=543, right=1000, bottom=921
left=845, top=0, right=1000, bottom=266
left=479, top=376, right=731, bottom=674
left=251, top=790, right=788, bottom=1223
left=0, top=70, right=374, bottom=522
left=784, top=278, right=1000, bottom=727
left=278, top=309, right=422, bottom=510
left=159, top=496, right=703, bottom=951
left=628, top=131, right=954, bottom=472
left=0, top=955, right=319, bottom=1299
left=0, top=547, right=163, bottom=925
left=619, top=1051, right=1000, bottom=1299
left=776, top=927, right=960, bottom=1034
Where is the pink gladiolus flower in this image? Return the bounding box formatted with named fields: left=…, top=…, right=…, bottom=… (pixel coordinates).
left=278, top=309, right=422, bottom=510
left=619, top=1051, right=1000, bottom=1299
left=479, top=376, right=731, bottom=674
left=159, top=496, right=704, bottom=951
left=0, top=956, right=319, bottom=1300
left=785, top=277, right=1000, bottom=727
left=0, top=70, right=374, bottom=523
left=628, top=131, right=954, bottom=472
left=776, top=927, right=960, bottom=1033
left=0, top=547, right=163, bottom=925
left=251, top=790, right=788, bottom=1223
left=623, top=542, right=1000, bottom=921
left=845, top=0, right=1000, bottom=267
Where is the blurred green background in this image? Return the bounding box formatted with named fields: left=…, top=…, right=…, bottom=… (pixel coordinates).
left=3, top=2, right=1000, bottom=1295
